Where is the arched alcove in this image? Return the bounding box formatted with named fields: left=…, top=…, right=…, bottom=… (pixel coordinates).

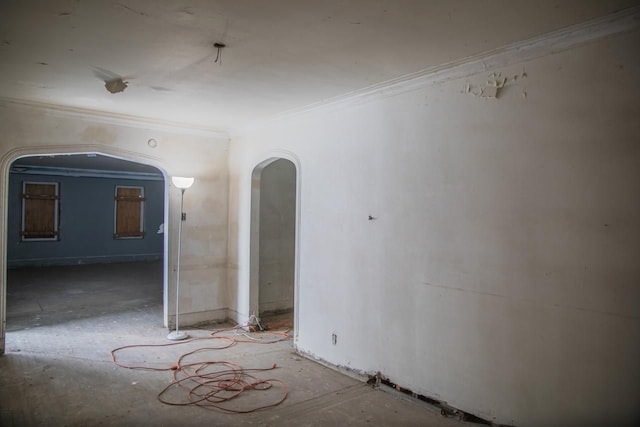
left=249, top=157, right=298, bottom=333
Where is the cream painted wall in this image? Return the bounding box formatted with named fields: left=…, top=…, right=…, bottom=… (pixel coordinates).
left=227, top=30, right=640, bottom=426
left=0, top=102, right=230, bottom=349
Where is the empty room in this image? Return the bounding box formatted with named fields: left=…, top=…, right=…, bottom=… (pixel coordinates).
left=0, top=1, right=639, bottom=426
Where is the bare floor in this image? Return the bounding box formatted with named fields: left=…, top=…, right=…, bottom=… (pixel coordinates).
left=1, top=262, right=465, bottom=426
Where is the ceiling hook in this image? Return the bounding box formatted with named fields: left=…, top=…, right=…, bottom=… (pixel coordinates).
left=214, top=42, right=226, bottom=65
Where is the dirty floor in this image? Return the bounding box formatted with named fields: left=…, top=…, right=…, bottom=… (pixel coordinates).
left=1, top=262, right=468, bottom=426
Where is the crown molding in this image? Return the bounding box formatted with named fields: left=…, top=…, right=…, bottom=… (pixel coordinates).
left=0, top=97, right=230, bottom=139
left=1, top=6, right=637, bottom=141
left=237, top=6, right=640, bottom=137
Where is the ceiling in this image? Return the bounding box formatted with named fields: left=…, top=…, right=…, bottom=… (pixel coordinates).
left=1, top=0, right=637, bottom=135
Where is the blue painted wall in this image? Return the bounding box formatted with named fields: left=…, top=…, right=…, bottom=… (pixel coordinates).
left=7, top=173, right=165, bottom=267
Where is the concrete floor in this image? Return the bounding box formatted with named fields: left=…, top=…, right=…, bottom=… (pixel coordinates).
left=1, top=262, right=467, bottom=426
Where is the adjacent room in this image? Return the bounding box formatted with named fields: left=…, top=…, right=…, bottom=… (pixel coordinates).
left=6, top=154, right=165, bottom=333
left=1, top=1, right=639, bottom=426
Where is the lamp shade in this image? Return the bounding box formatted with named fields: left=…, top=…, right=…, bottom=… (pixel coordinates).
left=172, top=176, right=194, bottom=189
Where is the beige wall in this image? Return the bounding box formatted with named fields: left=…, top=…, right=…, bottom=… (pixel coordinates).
left=227, top=29, right=640, bottom=426
left=0, top=101, right=230, bottom=347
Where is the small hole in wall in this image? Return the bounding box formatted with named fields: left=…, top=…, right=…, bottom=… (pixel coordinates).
left=331, top=333, right=337, bottom=345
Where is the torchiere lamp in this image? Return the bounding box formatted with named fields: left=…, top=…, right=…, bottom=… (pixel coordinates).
left=167, top=176, right=194, bottom=341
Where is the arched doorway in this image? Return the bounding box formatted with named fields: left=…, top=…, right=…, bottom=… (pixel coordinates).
left=250, top=158, right=298, bottom=331
left=0, top=151, right=169, bottom=353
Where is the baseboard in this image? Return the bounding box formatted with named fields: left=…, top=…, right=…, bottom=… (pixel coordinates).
left=168, top=308, right=228, bottom=328
left=7, top=253, right=163, bottom=268
left=258, top=300, right=294, bottom=314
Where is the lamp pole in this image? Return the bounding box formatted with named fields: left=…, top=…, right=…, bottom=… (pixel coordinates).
left=167, top=177, right=194, bottom=341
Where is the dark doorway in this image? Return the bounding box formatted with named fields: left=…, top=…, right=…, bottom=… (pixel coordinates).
left=250, top=158, right=297, bottom=328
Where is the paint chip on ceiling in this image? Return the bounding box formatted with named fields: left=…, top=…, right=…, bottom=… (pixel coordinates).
left=105, top=78, right=128, bottom=94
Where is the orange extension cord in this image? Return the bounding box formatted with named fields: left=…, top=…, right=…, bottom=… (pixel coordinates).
left=110, top=323, right=292, bottom=413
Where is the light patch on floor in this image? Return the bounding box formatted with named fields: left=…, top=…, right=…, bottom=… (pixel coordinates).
left=1, top=262, right=468, bottom=426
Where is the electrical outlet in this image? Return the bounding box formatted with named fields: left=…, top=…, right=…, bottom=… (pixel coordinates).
left=331, top=333, right=337, bottom=345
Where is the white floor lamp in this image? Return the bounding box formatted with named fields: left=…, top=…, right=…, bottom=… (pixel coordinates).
left=167, top=176, right=194, bottom=341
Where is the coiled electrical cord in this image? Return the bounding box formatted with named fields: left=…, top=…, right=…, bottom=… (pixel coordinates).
left=111, top=323, right=291, bottom=413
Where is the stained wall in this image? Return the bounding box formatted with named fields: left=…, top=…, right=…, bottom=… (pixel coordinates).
left=227, top=29, right=640, bottom=426
left=0, top=101, right=230, bottom=336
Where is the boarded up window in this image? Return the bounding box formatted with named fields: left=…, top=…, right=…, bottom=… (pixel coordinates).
left=21, top=182, right=60, bottom=241
left=114, top=186, right=145, bottom=238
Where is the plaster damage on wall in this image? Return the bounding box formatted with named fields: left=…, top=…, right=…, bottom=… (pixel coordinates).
left=462, top=68, right=528, bottom=99
left=227, top=27, right=640, bottom=427
left=1, top=3, right=639, bottom=426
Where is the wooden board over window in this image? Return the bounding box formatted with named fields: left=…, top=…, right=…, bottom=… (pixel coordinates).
left=114, top=186, right=145, bottom=239
left=21, top=181, right=60, bottom=241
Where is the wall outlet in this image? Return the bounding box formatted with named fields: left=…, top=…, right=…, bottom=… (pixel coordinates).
left=331, top=333, right=337, bottom=345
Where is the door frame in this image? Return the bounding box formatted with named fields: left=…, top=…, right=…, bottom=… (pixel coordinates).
left=0, top=145, right=170, bottom=354
left=249, top=154, right=301, bottom=341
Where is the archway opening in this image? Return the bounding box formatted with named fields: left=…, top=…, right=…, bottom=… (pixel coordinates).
left=2, top=153, right=167, bottom=352
left=250, top=158, right=297, bottom=330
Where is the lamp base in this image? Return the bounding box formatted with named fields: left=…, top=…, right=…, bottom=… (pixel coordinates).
left=167, top=330, right=189, bottom=341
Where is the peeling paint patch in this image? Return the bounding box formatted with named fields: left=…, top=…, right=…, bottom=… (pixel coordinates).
left=105, top=78, right=128, bottom=94
left=462, top=68, right=528, bottom=99
left=92, top=67, right=131, bottom=94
